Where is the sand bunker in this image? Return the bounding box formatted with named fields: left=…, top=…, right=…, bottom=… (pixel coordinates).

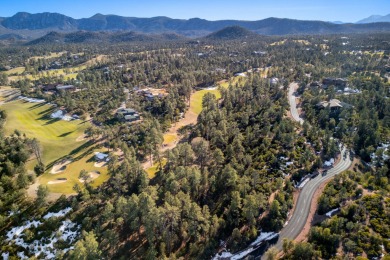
left=94, top=161, right=107, bottom=168
left=79, top=171, right=100, bottom=183
left=76, top=134, right=87, bottom=142
left=48, top=178, right=67, bottom=184
left=51, top=160, right=72, bottom=174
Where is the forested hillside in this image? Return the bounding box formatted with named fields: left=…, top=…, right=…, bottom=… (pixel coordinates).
left=0, top=33, right=389, bottom=259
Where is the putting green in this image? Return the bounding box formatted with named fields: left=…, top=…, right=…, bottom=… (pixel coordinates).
left=1, top=100, right=109, bottom=193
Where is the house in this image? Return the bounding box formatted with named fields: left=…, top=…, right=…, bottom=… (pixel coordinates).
left=50, top=110, right=65, bottom=119
left=316, top=99, right=352, bottom=111
left=41, top=84, right=60, bottom=92
left=95, top=152, right=109, bottom=162
left=56, top=85, right=75, bottom=91
left=252, top=51, right=267, bottom=56
left=116, top=108, right=140, bottom=122
left=309, top=81, right=321, bottom=88
left=215, top=68, right=226, bottom=73
left=322, top=78, right=348, bottom=88
left=234, top=72, right=246, bottom=77
left=270, top=78, right=279, bottom=85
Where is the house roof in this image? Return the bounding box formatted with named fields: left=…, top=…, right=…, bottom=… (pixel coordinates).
left=50, top=110, right=65, bottom=119
left=317, top=99, right=343, bottom=108
left=117, top=108, right=136, bottom=114
left=95, top=152, right=108, bottom=160
left=56, top=85, right=75, bottom=90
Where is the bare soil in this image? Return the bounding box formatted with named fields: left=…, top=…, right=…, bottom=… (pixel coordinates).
left=76, top=133, right=87, bottom=142
left=48, top=178, right=67, bottom=184
left=50, top=160, right=72, bottom=174
left=79, top=171, right=100, bottom=183
left=94, top=161, right=107, bottom=168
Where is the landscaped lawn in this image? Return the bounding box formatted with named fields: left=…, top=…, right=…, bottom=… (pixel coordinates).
left=8, top=65, right=86, bottom=82
left=145, top=159, right=166, bottom=179
left=1, top=100, right=109, bottom=193
left=189, top=74, right=249, bottom=115
left=4, top=67, right=25, bottom=75
left=190, top=88, right=221, bottom=115
left=163, top=133, right=177, bottom=145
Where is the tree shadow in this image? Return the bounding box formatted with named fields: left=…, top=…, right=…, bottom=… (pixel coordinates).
left=78, top=119, right=91, bottom=125
left=69, top=140, right=95, bottom=156
left=38, top=107, right=54, bottom=115
left=28, top=102, right=47, bottom=110
left=58, top=131, right=74, bottom=137
left=42, top=118, right=61, bottom=125
left=72, top=144, right=100, bottom=163
left=36, top=112, right=62, bottom=125
left=86, top=154, right=96, bottom=163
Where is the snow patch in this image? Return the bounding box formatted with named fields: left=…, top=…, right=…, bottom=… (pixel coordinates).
left=2, top=252, right=9, bottom=260
left=325, top=208, right=339, bottom=217
left=212, top=232, right=278, bottom=260
left=18, top=96, right=45, bottom=103
left=17, top=251, right=27, bottom=259
left=4, top=207, right=79, bottom=259
left=323, top=158, right=335, bottom=167
left=6, top=220, right=42, bottom=240
left=43, top=207, right=72, bottom=220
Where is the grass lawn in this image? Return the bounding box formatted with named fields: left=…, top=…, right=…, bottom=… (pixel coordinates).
left=163, top=133, right=177, bottom=145
left=4, top=67, right=25, bottom=75
left=185, top=74, right=248, bottom=121
left=39, top=150, right=109, bottom=193
left=28, top=52, right=66, bottom=61
left=145, top=159, right=166, bottom=179
left=190, top=88, right=221, bottom=115
left=1, top=100, right=109, bottom=193
left=8, top=65, right=86, bottom=82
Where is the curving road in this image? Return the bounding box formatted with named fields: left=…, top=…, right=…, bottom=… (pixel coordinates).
left=259, top=82, right=352, bottom=257
left=272, top=146, right=352, bottom=251
left=218, top=82, right=352, bottom=259
left=288, top=82, right=304, bottom=125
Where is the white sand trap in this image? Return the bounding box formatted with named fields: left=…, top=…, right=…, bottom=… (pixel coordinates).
left=94, top=161, right=107, bottom=168
left=51, top=160, right=72, bottom=174
left=76, top=134, right=87, bottom=142
left=48, top=178, right=67, bottom=184
left=79, top=171, right=100, bottom=183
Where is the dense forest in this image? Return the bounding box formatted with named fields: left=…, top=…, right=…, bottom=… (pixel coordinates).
left=0, top=32, right=389, bottom=259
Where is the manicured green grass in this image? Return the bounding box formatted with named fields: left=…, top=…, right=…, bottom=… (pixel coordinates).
left=190, top=89, right=221, bottom=115
left=39, top=152, right=109, bottom=193
left=1, top=100, right=109, bottom=193
left=190, top=74, right=249, bottom=115
left=2, top=101, right=87, bottom=164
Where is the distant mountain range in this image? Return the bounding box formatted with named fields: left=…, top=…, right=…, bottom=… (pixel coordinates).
left=0, top=12, right=390, bottom=42
left=357, top=14, right=390, bottom=24
left=27, top=31, right=186, bottom=45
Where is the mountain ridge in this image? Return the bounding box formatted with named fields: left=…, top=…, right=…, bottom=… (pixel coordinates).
left=1, top=12, right=390, bottom=40
left=357, top=14, right=390, bottom=24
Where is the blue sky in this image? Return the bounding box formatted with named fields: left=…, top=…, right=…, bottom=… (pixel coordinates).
left=1, top=0, right=389, bottom=22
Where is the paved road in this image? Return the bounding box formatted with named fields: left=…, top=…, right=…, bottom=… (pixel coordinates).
left=273, top=146, right=352, bottom=251
left=288, top=83, right=304, bottom=125
left=258, top=83, right=352, bottom=257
